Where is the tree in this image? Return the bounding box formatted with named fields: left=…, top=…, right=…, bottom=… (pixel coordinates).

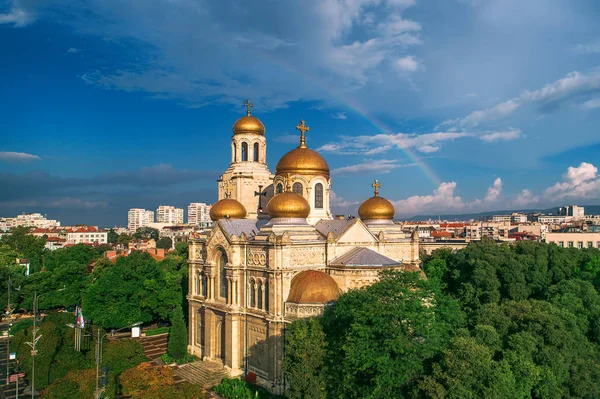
left=175, top=241, right=189, bottom=258
left=117, top=233, right=134, bottom=245
left=284, top=318, right=327, bottom=399
left=134, top=227, right=159, bottom=241
left=167, top=305, right=187, bottom=359
left=107, top=229, right=119, bottom=244
left=0, top=226, right=46, bottom=272
left=156, top=237, right=173, bottom=250
left=322, top=271, right=464, bottom=398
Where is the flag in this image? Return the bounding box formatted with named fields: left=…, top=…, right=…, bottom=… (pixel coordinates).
left=76, top=307, right=85, bottom=328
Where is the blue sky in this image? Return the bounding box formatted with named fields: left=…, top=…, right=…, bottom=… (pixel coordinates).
left=1, top=0, right=600, bottom=226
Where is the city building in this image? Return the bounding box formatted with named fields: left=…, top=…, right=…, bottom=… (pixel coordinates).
left=156, top=205, right=184, bottom=224
left=187, top=103, right=421, bottom=393
left=0, top=213, right=60, bottom=231
left=545, top=227, right=600, bottom=248
left=491, top=213, right=527, bottom=223
left=67, top=226, right=108, bottom=245
left=559, top=205, right=585, bottom=219
left=188, top=202, right=213, bottom=226
left=128, top=208, right=155, bottom=232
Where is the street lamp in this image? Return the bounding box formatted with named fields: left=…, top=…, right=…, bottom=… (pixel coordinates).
left=25, top=291, right=44, bottom=399
left=94, top=322, right=142, bottom=399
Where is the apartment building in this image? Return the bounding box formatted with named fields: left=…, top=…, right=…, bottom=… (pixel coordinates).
left=67, top=226, right=108, bottom=244
left=545, top=228, right=600, bottom=249
left=188, top=202, right=212, bottom=225
left=128, top=208, right=155, bottom=232
left=156, top=205, right=184, bottom=224
left=0, top=213, right=61, bottom=231
left=559, top=205, right=585, bottom=219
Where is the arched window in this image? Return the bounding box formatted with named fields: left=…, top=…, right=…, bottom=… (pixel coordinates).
left=241, top=142, right=248, bottom=162
left=219, top=251, right=228, bottom=300
left=253, top=143, right=259, bottom=162
left=233, top=143, right=237, bottom=162
left=315, top=183, right=324, bottom=209
left=264, top=283, right=268, bottom=312
left=276, top=183, right=283, bottom=194
left=195, top=273, right=201, bottom=294
left=258, top=282, right=263, bottom=310
left=202, top=274, right=207, bottom=297
left=293, top=182, right=303, bottom=195
left=250, top=280, right=256, bottom=308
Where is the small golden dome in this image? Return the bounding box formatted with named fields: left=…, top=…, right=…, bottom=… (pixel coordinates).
left=266, top=191, right=310, bottom=219
left=358, top=179, right=396, bottom=221
left=210, top=198, right=247, bottom=221
left=287, top=270, right=340, bottom=304
left=233, top=115, right=265, bottom=136
left=275, top=119, right=329, bottom=176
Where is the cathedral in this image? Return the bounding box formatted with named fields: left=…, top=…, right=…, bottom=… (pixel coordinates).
left=187, top=101, right=421, bottom=392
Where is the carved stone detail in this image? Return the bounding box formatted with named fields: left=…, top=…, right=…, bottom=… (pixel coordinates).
left=289, top=247, right=325, bottom=266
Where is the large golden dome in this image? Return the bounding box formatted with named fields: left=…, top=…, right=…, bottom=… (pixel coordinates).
left=287, top=270, right=340, bottom=304
left=210, top=198, right=247, bottom=221
left=232, top=115, right=265, bottom=136
left=266, top=191, right=310, bottom=219
left=275, top=119, right=329, bottom=176
left=358, top=180, right=396, bottom=221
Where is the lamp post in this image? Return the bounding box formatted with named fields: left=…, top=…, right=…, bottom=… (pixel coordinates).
left=94, top=322, right=142, bottom=399
left=5, top=276, right=14, bottom=387
left=25, top=292, right=43, bottom=399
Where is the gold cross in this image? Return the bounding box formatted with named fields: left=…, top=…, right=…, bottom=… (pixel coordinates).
left=284, top=175, right=293, bottom=192
left=224, top=183, right=233, bottom=199
left=372, top=179, right=381, bottom=197
left=244, top=99, right=253, bottom=116
left=296, top=119, right=310, bottom=147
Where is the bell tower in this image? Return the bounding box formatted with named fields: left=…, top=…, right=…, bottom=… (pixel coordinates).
left=217, top=100, right=274, bottom=219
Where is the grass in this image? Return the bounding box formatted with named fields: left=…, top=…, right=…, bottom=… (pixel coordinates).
left=145, top=326, right=170, bottom=336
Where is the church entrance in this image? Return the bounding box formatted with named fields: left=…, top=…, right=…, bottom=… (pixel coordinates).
left=215, top=319, right=226, bottom=363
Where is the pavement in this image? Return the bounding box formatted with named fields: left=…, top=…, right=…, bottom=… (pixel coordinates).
left=0, top=323, right=28, bottom=399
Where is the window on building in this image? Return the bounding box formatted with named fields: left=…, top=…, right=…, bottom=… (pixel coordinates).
left=241, top=142, right=248, bottom=162
left=588, top=242, right=594, bottom=248
left=202, top=274, right=207, bottom=297
left=293, top=182, right=303, bottom=196
left=258, top=282, right=263, bottom=310
left=558, top=242, right=564, bottom=248
left=276, top=183, right=283, bottom=194
left=250, top=280, right=256, bottom=308
left=219, top=251, right=228, bottom=300
left=264, top=283, right=268, bottom=312
left=195, top=273, right=200, bottom=294
left=253, top=143, right=259, bottom=162
left=568, top=241, right=574, bottom=248
left=578, top=241, right=584, bottom=249
left=233, top=143, right=237, bottom=162
left=314, top=183, right=323, bottom=209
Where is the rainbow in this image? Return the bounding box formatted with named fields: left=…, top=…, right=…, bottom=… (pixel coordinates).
left=255, top=52, right=442, bottom=187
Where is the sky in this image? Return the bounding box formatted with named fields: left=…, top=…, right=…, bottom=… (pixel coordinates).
left=1, top=0, right=600, bottom=226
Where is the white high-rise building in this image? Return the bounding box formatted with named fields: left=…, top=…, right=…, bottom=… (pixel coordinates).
left=128, top=208, right=155, bottom=232
left=156, top=205, right=184, bottom=224
left=188, top=203, right=212, bottom=225
left=0, top=213, right=61, bottom=231
left=559, top=205, right=585, bottom=219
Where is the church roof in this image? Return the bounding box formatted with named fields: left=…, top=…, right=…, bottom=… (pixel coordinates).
left=315, top=218, right=357, bottom=240
left=329, top=247, right=400, bottom=267
left=219, top=219, right=267, bottom=238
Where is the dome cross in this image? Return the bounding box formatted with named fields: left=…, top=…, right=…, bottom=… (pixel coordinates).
left=372, top=180, right=381, bottom=197
left=296, top=119, right=310, bottom=148
left=244, top=99, right=253, bottom=116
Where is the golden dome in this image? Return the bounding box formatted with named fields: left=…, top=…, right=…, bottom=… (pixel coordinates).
left=210, top=198, right=247, bottom=221
left=287, top=270, right=340, bottom=304
left=358, top=180, right=396, bottom=221
left=233, top=115, right=265, bottom=136
left=266, top=191, right=310, bottom=219
left=275, top=119, right=330, bottom=176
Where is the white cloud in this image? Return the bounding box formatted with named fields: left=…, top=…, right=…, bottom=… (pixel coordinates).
left=443, top=69, right=600, bottom=128
left=394, top=55, right=419, bottom=73
left=545, top=162, right=600, bottom=200
left=510, top=189, right=539, bottom=207
left=0, top=1, right=33, bottom=27
left=479, top=129, right=522, bottom=142
left=332, top=159, right=416, bottom=176
left=0, top=151, right=41, bottom=163
left=583, top=98, right=600, bottom=109
left=574, top=41, right=600, bottom=54
left=67, top=47, right=78, bottom=53
left=484, top=177, right=502, bottom=202
left=318, top=131, right=468, bottom=155
left=330, top=112, right=347, bottom=120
